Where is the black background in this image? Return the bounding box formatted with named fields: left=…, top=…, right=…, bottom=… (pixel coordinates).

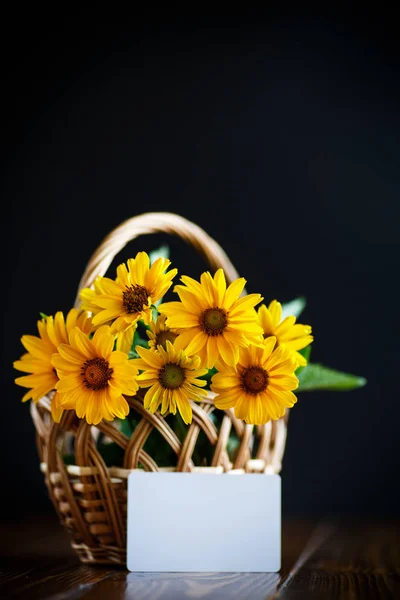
left=2, top=16, right=399, bottom=519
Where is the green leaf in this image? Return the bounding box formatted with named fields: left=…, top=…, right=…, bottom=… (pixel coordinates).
left=297, top=363, right=367, bottom=392
left=149, top=245, right=170, bottom=265
left=119, top=417, right=134, bottom=437
left=97, top=442, right=125, bottom=467
left=295, top=345, right=312, bottom=375
left=172, top=411, right=188, bottom=443
left=151, top=304, right=160, bottom=319
left=129, top=328, right=149, bottom=358
left=143, top=419, right=177, bottom=467
left=63, top=453, right=76, bottom=465
left=133, top=334, right=148, bottom=349
left=39, top=312, right=49, bottom=320
left=301, top=345, right=312, bottom=361
left=281, top=297, right=306, bottom=320
left=202, top=367, right=217, bottom=389
left=227, top=431, right=240, bottom=461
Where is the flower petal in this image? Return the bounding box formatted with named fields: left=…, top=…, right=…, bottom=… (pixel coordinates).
left=92, top=326, right=115, bottom=358
left=69, top=328, right=96, bottom=360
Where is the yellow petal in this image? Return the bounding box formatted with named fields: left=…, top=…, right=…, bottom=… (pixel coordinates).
left=174, top=389, right=192, bottom=424
left=55, top=374, right=82, bottom=392
left=229, top=293, right=263, bottom=315
left=13, top=358, right=46, bottom=373
left=207, top=335, right=219, bottom=369
left=56, top=344, right=85, bottom=365
left=217, top=338, right=237, bottom=367
left=214, top=391, right=238, bottom=410
left=15, top=372, right=55, bottom=390
left=262, top=336, right=277, bottom=359
left=54, top=311, right=68, bottom=345
left=84, top=391, right=100, bottom=424
left=172, top=287, right=206, bottom=312
left=69, top=328, right=95, bottom=360
left=182, top=330, right=207, bottom=357
left=200, top=272, right=215, bottom=305
left=144, top=384, right=159, bottom=409
left=136, top=346, right=164, bottom=368
left=92, top=308, right=124, bottom=327
left=116, top=327, right=135, bottom=353
left=51, top=392, right=64, bottom=423
left=224, top=278, right=246, bottom=309
left=257, top=304, right=275, bottom=335
left=21, top=335, right=52, bottom=361
left=213, top=269, right=227, bottom=305
left=268, top=300, right=282, bottom=326
left=92, top=326, right=115, bottom=358
left=58, top=387, right=83, bottom=408
left=275, top=315, right=296, bottom=336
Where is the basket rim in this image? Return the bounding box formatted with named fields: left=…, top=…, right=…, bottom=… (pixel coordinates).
left=40, top=460, right=276, bottom=478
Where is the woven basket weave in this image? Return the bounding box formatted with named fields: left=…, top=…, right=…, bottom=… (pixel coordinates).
left=30, top=212, right=289, bottom=565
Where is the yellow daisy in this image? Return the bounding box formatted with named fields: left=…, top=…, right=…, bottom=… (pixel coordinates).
left=14, top=309, right=92, bottom=422
left=257, top=300, right=313, bottom=367
left=211, top=337, right=299, bottom=425
left=147, top=314, right=177, bottom=351
left=52, top=325, right=139, bottom=425
left=132, top=341, right=208, bottom=424
left=80, top=252, right=177, bottom=341
left=158, top=269, right=263, bottom=369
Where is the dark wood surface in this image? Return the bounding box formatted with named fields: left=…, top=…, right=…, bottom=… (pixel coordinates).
left=0, top=515, right=398, bottom=599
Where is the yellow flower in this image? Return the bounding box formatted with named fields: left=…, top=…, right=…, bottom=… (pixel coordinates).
left=257, top=300, right=313, bottom=367
left=147, top=314, right=177, bottom=351
left=52, top=326, right=138, bottom=425
left=132, top=341, right=208, bottom=424
left=211, top=337, right=299, bottom=425
left=159, top=269, right=263, bottom=369
left=14, top=309, right=92, bottom=422
left=80, top=252, right=177, bottom=346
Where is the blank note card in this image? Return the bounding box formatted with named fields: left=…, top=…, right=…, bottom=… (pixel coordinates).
left=127, top=471, right=281, bottom=572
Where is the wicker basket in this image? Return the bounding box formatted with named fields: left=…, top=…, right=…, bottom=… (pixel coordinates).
left=30, top=212, right=289, bottom=566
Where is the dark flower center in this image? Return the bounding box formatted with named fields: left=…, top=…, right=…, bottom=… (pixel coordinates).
left=155, top=330, right=177, bottom=349
left=82, top=358, right=113, bottom=390
left=123, top=284, right=149, bottom=314
left=158, top=363, right=185, bottom=389
left=200, top=307, right=228, bottom=336
left=241, top=366, right=268, bottom=394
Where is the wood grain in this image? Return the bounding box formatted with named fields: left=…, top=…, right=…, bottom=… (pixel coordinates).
left=276, top=521, right=400, bottom=599
left=1, top=515, right=398, bottom=599
left=81, top=571, right=281, bottom=600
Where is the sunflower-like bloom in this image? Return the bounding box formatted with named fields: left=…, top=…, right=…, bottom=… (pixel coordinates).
left=132, top=341, right=208, bottom=424
left=147, top=314, right=177, bottom=351
left=14, top=309, right=92, bottom=422
left=211, top=337, right=299, bottom=425
left=80, top=252, right=177, bottom=353
left=52, top=326, right=138, bottom=425
left=158, top=269, right=263, bottom=369
left=257, top=300, right=313, bottom=367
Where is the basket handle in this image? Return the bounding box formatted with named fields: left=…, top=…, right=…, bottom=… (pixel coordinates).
left=74, top=212, right=240, bottom=307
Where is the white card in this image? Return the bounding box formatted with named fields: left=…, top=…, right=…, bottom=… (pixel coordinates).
left=127, top=472, right=281, bottom=572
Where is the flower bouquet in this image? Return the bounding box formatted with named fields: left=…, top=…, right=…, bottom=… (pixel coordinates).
left=14, top=213, right=365, bottom=565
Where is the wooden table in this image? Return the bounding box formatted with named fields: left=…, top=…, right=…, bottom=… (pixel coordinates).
left=0, top=515, right=398, bottom=599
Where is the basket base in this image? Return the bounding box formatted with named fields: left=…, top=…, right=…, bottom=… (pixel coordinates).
left=72, top=542, right=126, bottom=566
